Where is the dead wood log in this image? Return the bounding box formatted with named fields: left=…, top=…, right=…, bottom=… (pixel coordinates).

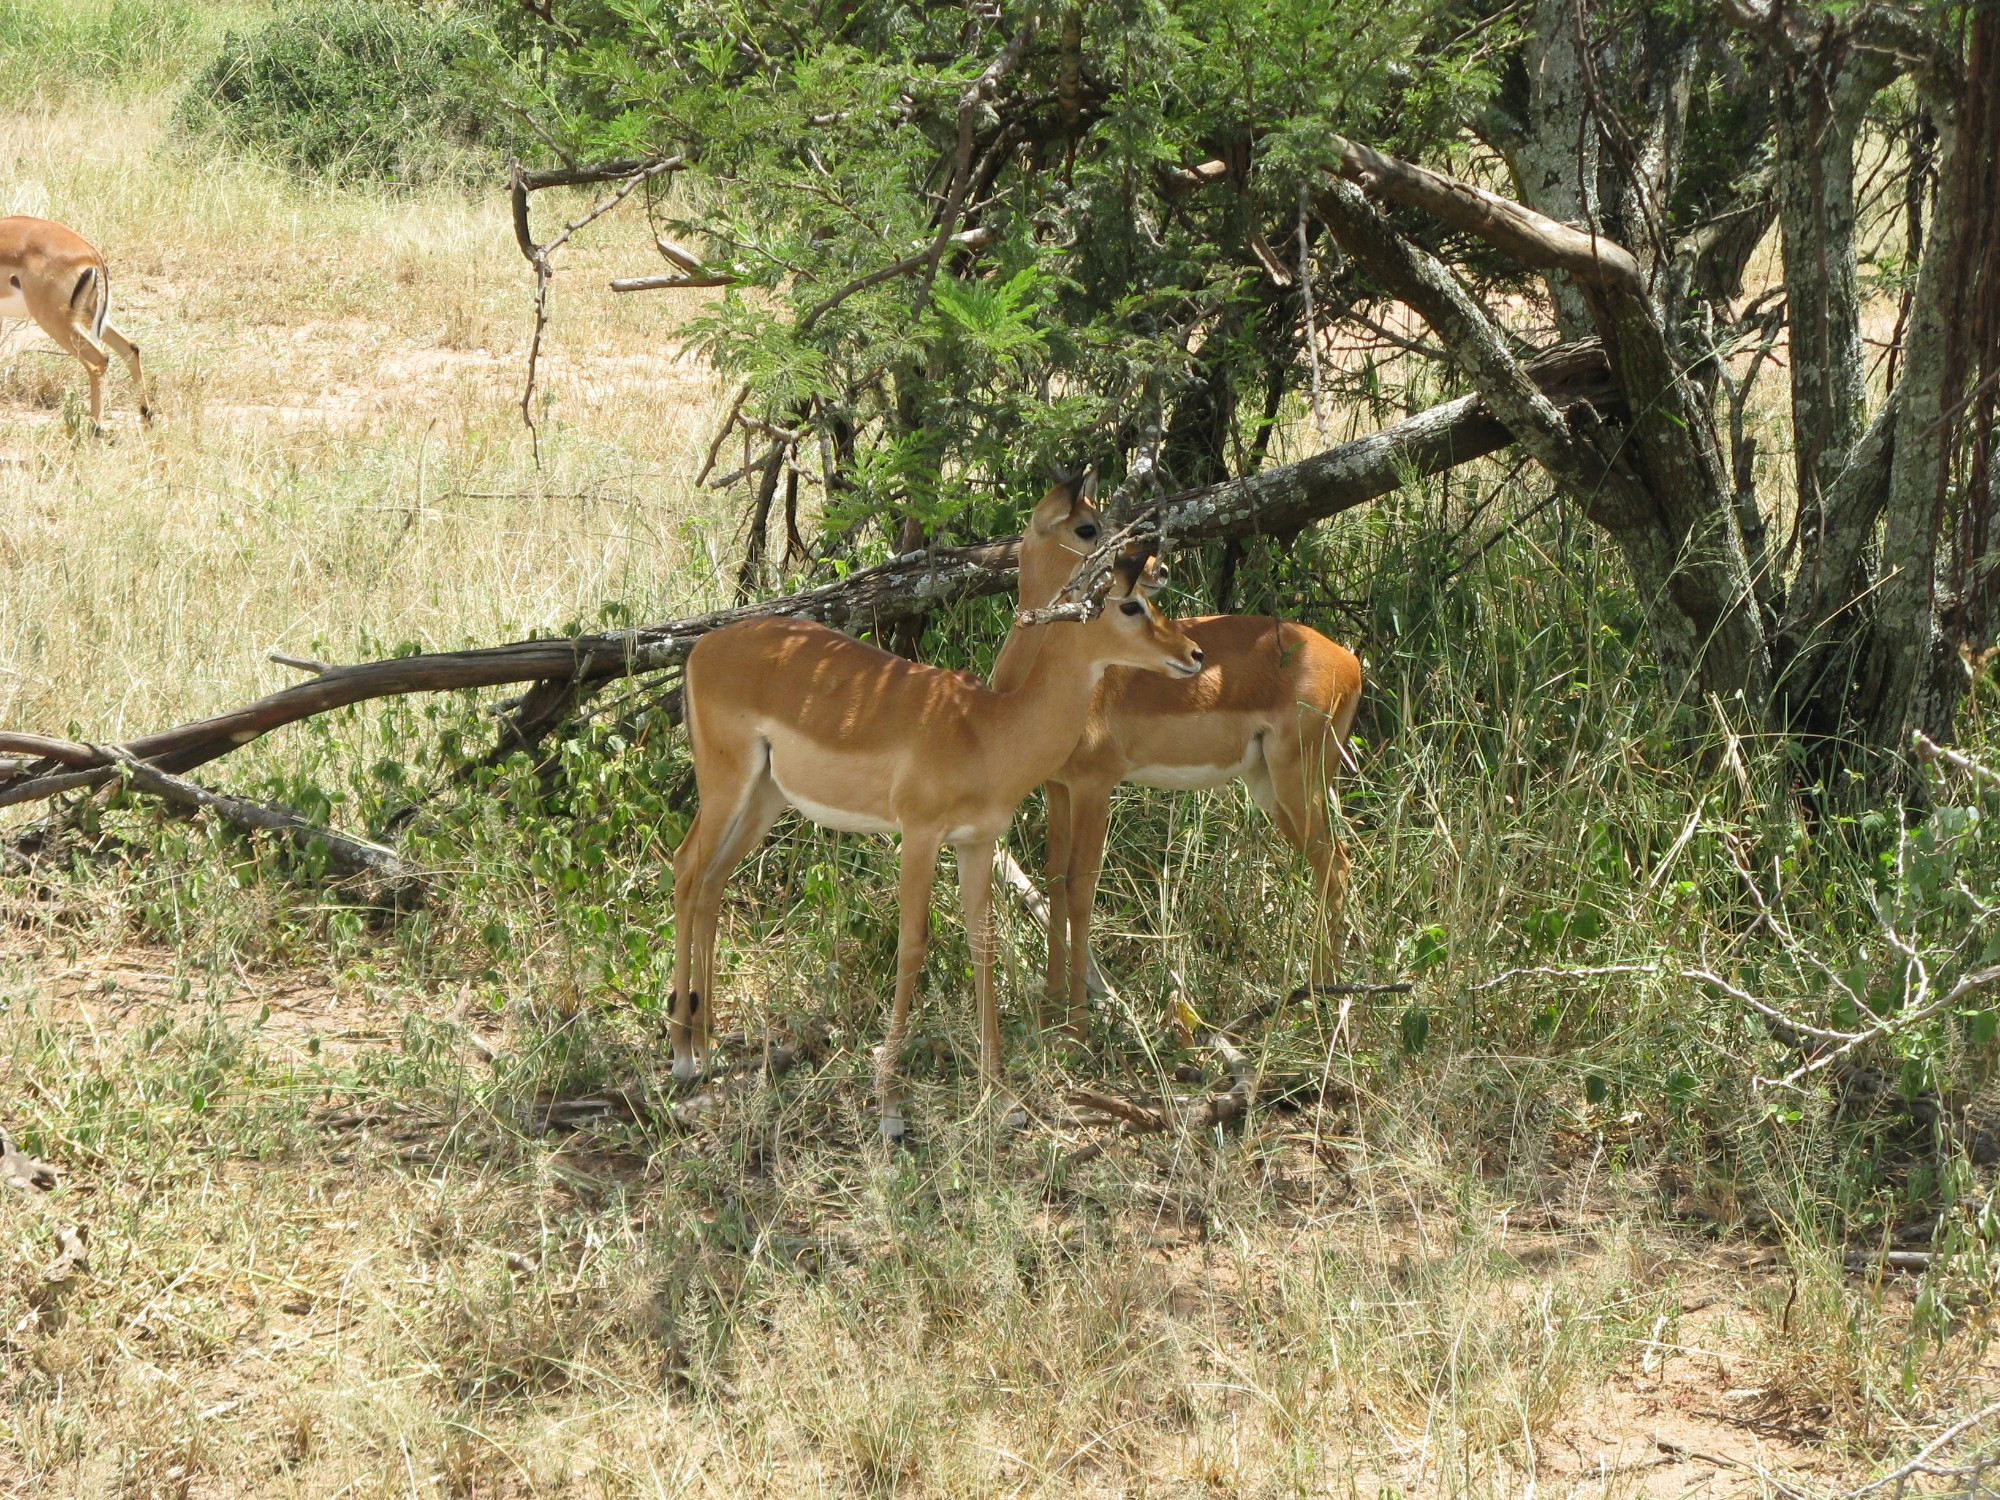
left=2, top=1123, right=59, bottom=1192
left=0, top=344, right=1616, bottom=817
left=1062, top=1033, right=1255, bottom=1158
left=0, top=736, right=416, bottom=894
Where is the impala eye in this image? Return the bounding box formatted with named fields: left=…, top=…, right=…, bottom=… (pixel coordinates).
left=1075, top=523, right=1098, bottom=541
left=1120, top=600, right=1143, bottom=616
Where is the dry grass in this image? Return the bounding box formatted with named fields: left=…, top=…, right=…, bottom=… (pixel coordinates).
left=7, top=937, right=1927, bottom=1500
left=0, top=89, right=728, bottom=755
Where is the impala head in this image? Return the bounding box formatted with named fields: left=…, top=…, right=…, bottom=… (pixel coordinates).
left=1021, top=471, right=1107, bottom=608
left=1082, top=546, right=1205, bottom=678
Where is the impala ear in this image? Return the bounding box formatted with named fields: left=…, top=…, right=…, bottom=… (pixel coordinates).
left=1033, top=467, right=1094, bottom=532
left=1140, top=555, right=1170, bottom=597
left=1078, top=470, right=1099, bottom=503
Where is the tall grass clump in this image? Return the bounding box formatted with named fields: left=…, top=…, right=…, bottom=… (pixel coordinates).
left=0, top=0, right=207, bottom=102
left=174, top=0, right=518, bottom=186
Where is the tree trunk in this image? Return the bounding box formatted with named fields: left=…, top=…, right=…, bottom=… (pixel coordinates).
left=1774, top=40, right=1893, bottom=524
left=1860, top=65, right=1976, bottom=756
left=1510, top=0, right=1600, bottom=341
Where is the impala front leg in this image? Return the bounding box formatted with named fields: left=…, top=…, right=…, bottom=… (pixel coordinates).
left=879, top=831, right=941, bottom=1143
left=1062, top=790, right=1113, bottom=1041
left=957, top=837, right=1025, bottom=1128
left=1041, top=780, right=1074, bottom=1025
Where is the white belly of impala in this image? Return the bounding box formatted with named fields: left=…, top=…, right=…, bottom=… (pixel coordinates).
left=1128, top=742, right=1260, bottom=792
left=772, top=772, right=898, bottom=836
left=0, top=283, right=29, bottom=319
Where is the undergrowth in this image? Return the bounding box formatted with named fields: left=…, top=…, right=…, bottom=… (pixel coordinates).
left=0, top=0, right=217, bottom=104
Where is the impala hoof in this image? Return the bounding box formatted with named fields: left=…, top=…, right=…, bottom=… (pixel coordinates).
left=671, top=1055, right=703, bottom=1088
left=879, top=1111, right=907, bottom=1145
left=1000, top=1100, right=1028, bottom=1131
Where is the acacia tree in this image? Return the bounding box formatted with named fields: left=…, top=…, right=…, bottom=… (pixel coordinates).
left=497, top=0, right=1999, bottom=779
left=498, top=1, right=1497, bottom=576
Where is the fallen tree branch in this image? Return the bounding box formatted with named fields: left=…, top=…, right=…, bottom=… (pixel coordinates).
left=994, top=846, right=1109, bottom=997
left=0, top=345, right=1616, bottom=816
left=2, top=740, right=417, bottom=894
left=1063, top=1033, right=1255, bottom=1151
left=1222, top=979, right=1414, bottom=1036
left=108, top=753, right=418, bottom=895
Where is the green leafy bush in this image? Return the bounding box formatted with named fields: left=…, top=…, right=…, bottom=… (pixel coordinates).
left=174, top=0, right=516, bottom=185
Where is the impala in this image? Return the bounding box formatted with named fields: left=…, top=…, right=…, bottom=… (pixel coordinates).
left=670, top=535, right=1204, bottom=1141
left=993, top=477, right=1363, bottom=1035
left=0, top=216, right=151, bottom=434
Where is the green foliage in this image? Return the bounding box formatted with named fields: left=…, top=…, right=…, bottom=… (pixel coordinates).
left=175, top=0, right=522, bottom=185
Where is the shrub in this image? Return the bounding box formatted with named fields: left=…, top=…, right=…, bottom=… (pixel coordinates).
left=174, top=1, right=516, bottom=186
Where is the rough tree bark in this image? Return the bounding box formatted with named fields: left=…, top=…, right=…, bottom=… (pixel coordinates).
left=1318, top=141, right=1771, bottom=714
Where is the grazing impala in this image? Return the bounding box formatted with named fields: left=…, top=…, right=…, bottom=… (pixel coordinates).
left=670, top=535, right=1204, bottom=1141
left=993, top=477, right=1363, bottom=1035
left=0, top=216, right=151, bottom=434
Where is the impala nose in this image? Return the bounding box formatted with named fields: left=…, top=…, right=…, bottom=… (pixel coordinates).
left=1190, top=647, right=1205, bottom=668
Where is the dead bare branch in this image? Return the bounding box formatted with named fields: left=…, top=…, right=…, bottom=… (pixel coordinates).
left=1325, top=135, right=1644, bottom=293
left=0, top=345, right=1615, bottom=818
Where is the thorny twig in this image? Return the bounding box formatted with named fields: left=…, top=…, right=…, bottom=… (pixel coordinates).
left=1846, top=1399, right=2000, bottom=1498
left=510, top=155, right=687, bottom=464
left=1013, top=506, right=1160, bottom=626
left=1915, top=729, right=2000, bottom=787
left=1297, top=187, right=1328, bottom=441
left=1469, top=959, right=2000, bottom=1103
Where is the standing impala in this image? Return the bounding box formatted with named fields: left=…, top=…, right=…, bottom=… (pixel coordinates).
left=1, top=216, right=151, bottom=434
left=670, top=537, right=1204, bottom=1141
left=993, top=477, right=1363, bottom=1035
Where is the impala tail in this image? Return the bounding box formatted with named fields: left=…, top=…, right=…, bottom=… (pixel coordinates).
left=69, top=264, right=108, bottom=343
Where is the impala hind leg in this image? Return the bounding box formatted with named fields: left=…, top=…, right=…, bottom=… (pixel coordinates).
left=1060, top=789, right=1114, bottom=1040
left=669, top=753, right=785, bottom=1083
left=1260, top=724, right=1350, bottom=982
left=99, top=323, right=151, bottom=423
left=956, top=837, right=1025, bottom=1128
left=35, top=316, right=109, bottom=435
left=878, top=831, right=942, bottom=1143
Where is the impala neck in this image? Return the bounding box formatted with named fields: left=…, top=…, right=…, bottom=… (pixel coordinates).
left=991, top=536, right=1090, bottom=694
left=984, top=620, right=1113, bottom=796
